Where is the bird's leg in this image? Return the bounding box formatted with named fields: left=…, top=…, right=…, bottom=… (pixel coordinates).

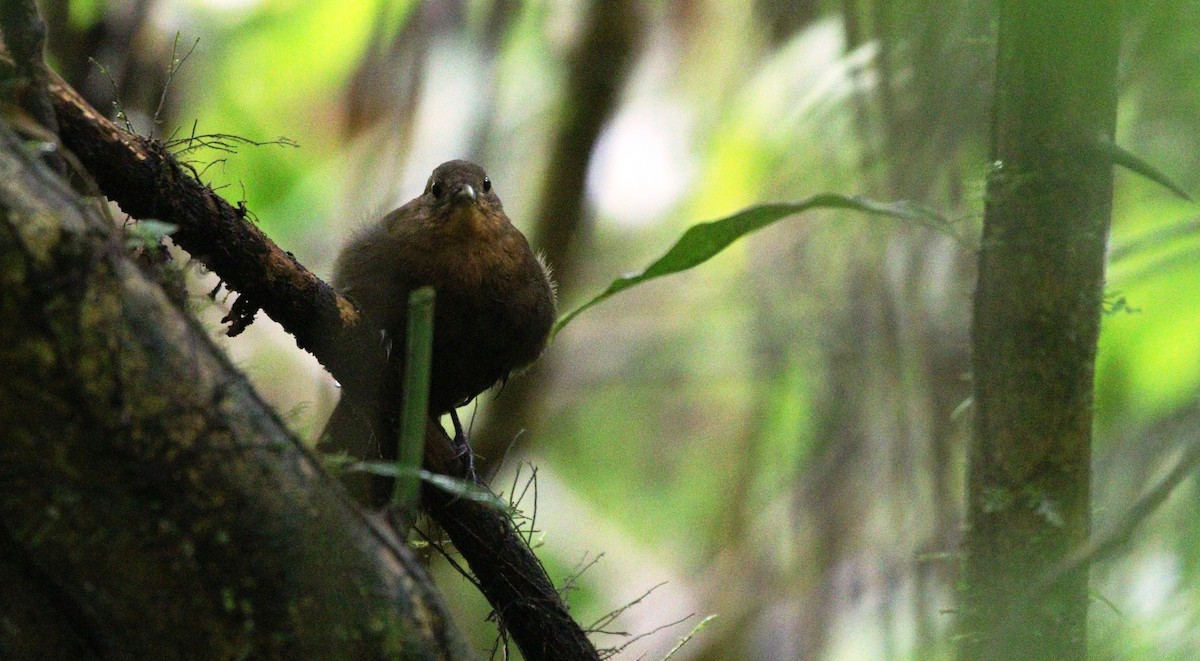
left=380, top=329, right=393, bottom=361
left=449, top=408, right=477, bottom=482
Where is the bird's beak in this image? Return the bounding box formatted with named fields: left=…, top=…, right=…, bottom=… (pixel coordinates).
left=445, top=183, right=489, bottom=236
left=455, top=184, right=477, bottom=203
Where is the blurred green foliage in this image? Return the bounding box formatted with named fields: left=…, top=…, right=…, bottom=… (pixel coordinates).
left=48, top=0, right=1200, bottom=658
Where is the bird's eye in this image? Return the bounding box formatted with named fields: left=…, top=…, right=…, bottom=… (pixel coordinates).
left=482, top=177, right=492, bottom=193
left=430, top=180, right=443, bottom=198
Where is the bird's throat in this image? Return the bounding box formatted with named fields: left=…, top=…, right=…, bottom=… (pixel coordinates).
left=445, top=203, right=502, bottom=241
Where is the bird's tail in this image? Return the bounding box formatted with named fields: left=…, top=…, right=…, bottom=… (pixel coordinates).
left=317, top=395, right=393, bottom=506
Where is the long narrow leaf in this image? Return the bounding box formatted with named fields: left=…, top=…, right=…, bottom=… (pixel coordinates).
left=393, top=286, right=435, bottom=507
left=1094, top=135, right=1193, bottom=202
left=663, top=614, right=720, bottom=660
left=1109, top=216, right=1200, bottom=263
left=553, top=195, right=945, bottom=335
left=351, top=462, right=512, bottom=511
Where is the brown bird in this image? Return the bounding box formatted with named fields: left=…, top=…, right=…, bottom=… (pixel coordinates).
left=321, top=160, right=555, bottom=498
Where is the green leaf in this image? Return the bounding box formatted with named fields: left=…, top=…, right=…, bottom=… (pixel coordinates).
left=137, top=219, right=179, bottom=239
left=1094, top=135, right=1193, bottom=202
left=124, top=219, right=179, bottom=252
left=663, top=614, right=720, bottom=660
left=415, top=470, right=513, bottom=510
left=553, top=195, right=948, bottom=336
left=124, top=219, right=178, bottom=247
left=349, top=462, right=512, bottom=511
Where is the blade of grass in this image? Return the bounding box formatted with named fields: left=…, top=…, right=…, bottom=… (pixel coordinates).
left=392, top=286, right=435, bottom=507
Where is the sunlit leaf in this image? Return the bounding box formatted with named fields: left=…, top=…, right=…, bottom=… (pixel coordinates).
left=663, top=614, right=720, bottom=660
left=553, top=195, right=948, bottom=335
left=347, top=462, right=513, bottom=511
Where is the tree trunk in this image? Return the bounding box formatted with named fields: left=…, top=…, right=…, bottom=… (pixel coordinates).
left=0, top=122, right=472, bottom=660
left=960, top=1, right=1119, bottom=659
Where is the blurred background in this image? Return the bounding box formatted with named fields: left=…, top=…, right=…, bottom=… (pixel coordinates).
left=39, top=0, right=1200, bottom=658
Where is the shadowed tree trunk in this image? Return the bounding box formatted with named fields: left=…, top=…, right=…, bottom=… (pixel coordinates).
left=960, top=1, right=1119, bottom=658
left=0, top=121, right=471, bottom=660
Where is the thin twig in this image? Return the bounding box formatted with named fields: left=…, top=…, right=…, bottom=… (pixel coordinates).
left=153, top=33, right=200, bottom=133
left=601, top=611, right=698, bottom=660
left=588, top=582, right=668, bottom=633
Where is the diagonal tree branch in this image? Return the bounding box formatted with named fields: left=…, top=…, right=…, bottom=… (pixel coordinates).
left=44, top=56, right=597, bottom=661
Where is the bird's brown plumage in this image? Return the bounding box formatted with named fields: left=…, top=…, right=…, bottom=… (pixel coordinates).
left=320, top=160, right=555, bottom=496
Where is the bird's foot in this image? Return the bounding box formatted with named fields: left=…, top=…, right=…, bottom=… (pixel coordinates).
left=449, top=409, right=477, bottom=483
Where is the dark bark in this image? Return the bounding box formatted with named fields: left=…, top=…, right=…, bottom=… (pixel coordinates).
left=0, top=0, right=66, bottom=174
left=960, top=1, right=1119, bottom=659
left=424, top=485, right=600, bottom=661
left=29, top=35, right=597, bottom=661
left=0, top=0, right=54, bottom=131
left=0, top=122, right=467, bottom=659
